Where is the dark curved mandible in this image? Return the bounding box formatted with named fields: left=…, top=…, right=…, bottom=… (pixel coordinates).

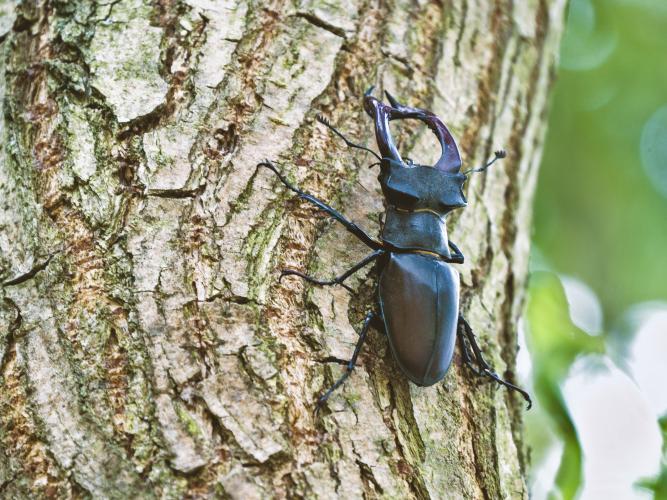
left=363, top=87, right=462, bottom=173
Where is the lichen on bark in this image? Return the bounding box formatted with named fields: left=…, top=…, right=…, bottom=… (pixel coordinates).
left=0, top=0, right=566, bottom=498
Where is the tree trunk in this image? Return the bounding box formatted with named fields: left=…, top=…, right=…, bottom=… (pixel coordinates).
left=0, top=1, right=565, bottom=498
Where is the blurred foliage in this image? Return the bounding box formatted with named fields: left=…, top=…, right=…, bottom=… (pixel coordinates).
left=526, top=272, right=604, bottom=499
left=533, top=0, right=667, bottom=323
left=527, top=0, right=667, bottom=498
left=637, top=414, right=667, bottom=499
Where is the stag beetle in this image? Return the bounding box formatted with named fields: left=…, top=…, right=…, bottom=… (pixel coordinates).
left=257, top=87, right=531, bottom=410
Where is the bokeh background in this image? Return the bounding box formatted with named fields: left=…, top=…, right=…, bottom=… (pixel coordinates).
left=522, top=0, right=667, bottom=498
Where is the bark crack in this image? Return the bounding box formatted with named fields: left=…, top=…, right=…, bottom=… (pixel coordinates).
left=145, top=184, right=206, bottom=199
left=1, top=253, right=56, bottom=287
left=293, top=12, right=348, bottom=39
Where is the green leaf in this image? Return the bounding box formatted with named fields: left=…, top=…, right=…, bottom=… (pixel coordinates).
left=526, top=271, right=605, bottom=499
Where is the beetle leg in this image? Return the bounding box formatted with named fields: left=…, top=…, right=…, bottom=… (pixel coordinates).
left=316, top=115, right=381, bottom=161
left=459, top=315, right=533, bottom=410
left=316, top=311, right=376, bottom=411
left=257, top=161, right=384, bottom=251
left=281, top=250, right=384, bottom=293
left=458, top=333, right=483, bottom=376
left=447, top=240, right=465, bottom=264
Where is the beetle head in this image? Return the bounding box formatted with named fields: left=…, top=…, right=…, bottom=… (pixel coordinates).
left=378, top=158, right=467, bottom=214
left=363, top=88, right=466, bottom=213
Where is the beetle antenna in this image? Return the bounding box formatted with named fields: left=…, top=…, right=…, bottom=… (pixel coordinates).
left=463, top=149, right=506, bottom=175
left=317, top=114, right=382, bottom=161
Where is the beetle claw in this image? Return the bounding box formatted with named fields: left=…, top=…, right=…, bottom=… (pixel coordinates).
left=525, top=396, right=533, bottom=411
left=482, top=368, right=533, bottom=410
left=314, top=394, right=329, bottom=415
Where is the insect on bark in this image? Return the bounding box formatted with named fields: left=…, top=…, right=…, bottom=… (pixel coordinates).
left=257, top=87, right=532, bottom=410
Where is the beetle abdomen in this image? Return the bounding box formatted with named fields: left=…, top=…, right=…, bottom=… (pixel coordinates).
left=378, top=253, right=460, bottom=386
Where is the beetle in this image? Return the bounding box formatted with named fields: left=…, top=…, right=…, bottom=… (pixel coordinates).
left=257, top=87, right=531, bottom=410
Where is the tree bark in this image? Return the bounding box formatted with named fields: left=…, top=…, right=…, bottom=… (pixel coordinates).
left=0, top=0, right=565, bottom=498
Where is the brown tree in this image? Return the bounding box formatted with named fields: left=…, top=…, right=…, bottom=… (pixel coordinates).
left=0, top=0, right=566, bottom=497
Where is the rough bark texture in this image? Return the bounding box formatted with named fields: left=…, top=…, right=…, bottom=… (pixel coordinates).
left=0, top=0, right=565, bottom=498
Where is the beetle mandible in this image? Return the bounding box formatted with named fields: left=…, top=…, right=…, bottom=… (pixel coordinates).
left=257, top=87, right=531, bottom=410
